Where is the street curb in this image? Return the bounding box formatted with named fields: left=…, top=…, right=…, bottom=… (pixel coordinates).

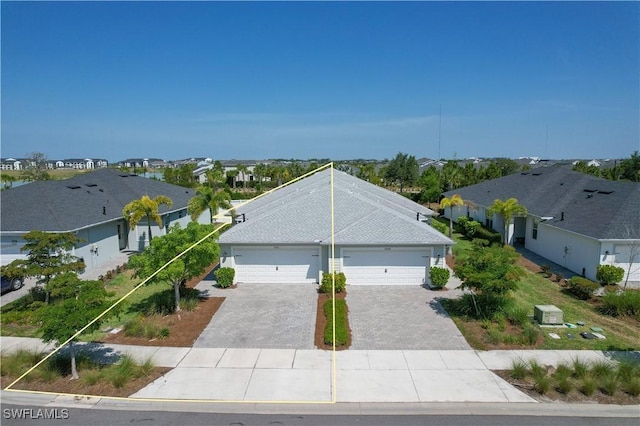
left=2, top=390, right=639, bottom=417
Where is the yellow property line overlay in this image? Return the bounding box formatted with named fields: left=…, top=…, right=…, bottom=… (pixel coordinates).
left=4, top=163, right=339, bottom=405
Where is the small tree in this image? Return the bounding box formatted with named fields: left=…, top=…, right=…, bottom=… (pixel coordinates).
left=128, top=222, right=219, bottom=312
left=454, top=244, right=523, bottom=318
left=10, top=230, right=85, bottom=303
left=20, top=152, right=51, bottom=182
left=38, top=274, right=114, bottom=379
left=596, top=265, right=625, bottom=286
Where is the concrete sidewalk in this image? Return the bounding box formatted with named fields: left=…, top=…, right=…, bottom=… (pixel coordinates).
left=2, top=336, right=638, bottom=404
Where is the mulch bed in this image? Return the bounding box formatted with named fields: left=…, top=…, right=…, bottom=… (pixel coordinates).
left=493, top=370, right=640, bottom=405
left=2, top=368, right=172, bottom=398
left=100, top=262, right=225, bottom=347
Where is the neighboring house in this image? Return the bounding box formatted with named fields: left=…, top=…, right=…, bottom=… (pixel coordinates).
left=443, top=167, right=640, bottom=284
left=219, top=169, right=453, bottom=285
left=0, top=169, right=208, bottom=273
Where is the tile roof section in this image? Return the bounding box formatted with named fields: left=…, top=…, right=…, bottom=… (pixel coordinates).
left=443, top=167, right=640, bottom=240
left=1, top=169, right=195, bottom=233
left=220, top=169, right=452, bottom=246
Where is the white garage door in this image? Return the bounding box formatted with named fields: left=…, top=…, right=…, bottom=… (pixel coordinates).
left=234, top=247, right=320, bottom=284
left=342, top=248, right=430, bottom=285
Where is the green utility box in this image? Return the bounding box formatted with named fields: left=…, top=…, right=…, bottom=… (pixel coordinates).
left=534, top=305, right=564, bottom=325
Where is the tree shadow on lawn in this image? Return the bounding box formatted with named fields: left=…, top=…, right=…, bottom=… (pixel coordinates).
left=126, top=287, right=204, bottom=316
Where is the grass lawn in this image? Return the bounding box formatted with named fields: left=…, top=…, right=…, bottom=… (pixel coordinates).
left=2, top=169, right=91, bottom=180
left=445, top=233, right=640, bottom=351
left=0, top=270, right=173, bottom=341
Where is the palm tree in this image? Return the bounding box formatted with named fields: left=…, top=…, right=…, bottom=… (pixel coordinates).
left=187, top=186, right=231, bottom=224
left=204, top=164, right=225, bottom=191
left=236, top=164, right=249, bottom=189
left=488, top=198, right=528, bottom=246
left=440, top=194, right=464, bottom=238
left=122, top=195, right=173, bottom=244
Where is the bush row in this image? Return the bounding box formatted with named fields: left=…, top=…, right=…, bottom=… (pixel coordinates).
left=319, top=272, right=346, bottom=294
left=323, top=299, right=349, bottom=346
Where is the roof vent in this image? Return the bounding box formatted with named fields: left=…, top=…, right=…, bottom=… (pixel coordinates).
left=67, top=185, right=82, bottom=189
left=85, top=183, right=97, bottom=187
left=532, top=172, right=542, bottom=176
left=597, top=190, right=614, bottom=195
left=583, top=189, right=597, bottom=193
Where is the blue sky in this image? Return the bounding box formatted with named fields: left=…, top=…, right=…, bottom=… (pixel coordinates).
left=1, top=1, right=638, bottom=162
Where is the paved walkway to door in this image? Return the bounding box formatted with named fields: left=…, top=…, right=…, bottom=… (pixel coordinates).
left=347, top=286, right=471, bottom=350
left=193, top=282, right=317, bottom=349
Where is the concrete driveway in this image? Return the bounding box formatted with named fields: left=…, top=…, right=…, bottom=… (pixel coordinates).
left=193, top=282, right=317, bottom=349
left=347, top=286, right=471, bottom=350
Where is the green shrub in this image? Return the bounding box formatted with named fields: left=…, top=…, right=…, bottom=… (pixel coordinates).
left=572, top=358, right=589, bottom=379
left=474, top=226, right=502, bottom=245
left=124, top=316, right=145, bottom=337
left=601, top=290, right=640, bottom=319
left=429, top=267, right=450, bottom=289
left=540, top=264, right=552, bottom=278
left=319, top=272, right=347, bottom=294
left=522, top=323, right=540, bottom=346
left=556, top=376, right=574, bottom=394
left=510, top=360, right=528, bottom=380
left=430, top=219, right=448, bottom=235
left=505, top=304, right=530, bottom=327
left=158, top=327, right=170, bottom=339
left=180, top=296, right=199, bottom=312
left=580, top=377, right=597, bottom=396
left=600, top=375, right=620, bottom=396
left=626, top=377, right=640, bottom=397
left=534, top=375, right=551, bottom=394
left=590, top=360, right=615, bottom=379
left=528, top=360, right=546, bottom=380
left=553, top=363, right=573, bottom=381
left=323, top=299, right=348, bottom=346
left=214, top=267, right=235, bottom=288
left=82, top=371, right=101, bottom=386
left=565, top=277, right=599, bottom=300
left=596, top=264, right=624, bottom=285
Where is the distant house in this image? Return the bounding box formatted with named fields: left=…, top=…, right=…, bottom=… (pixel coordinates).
left=0, top=158, right=23, bottom=171
left=443, top=167, right=640, bottom=284
left=220, top=160, right=260, bottom=183
left=0, top=169, right=208, bottom=272
left=58, top=158, right=108, bottom=169
left=220, top=169, right=453, bottom=285
left=118, top=158, right=168, bottom=169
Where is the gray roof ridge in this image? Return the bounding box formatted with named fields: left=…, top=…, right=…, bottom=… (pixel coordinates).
left=328, top=183, right=452, bottom=244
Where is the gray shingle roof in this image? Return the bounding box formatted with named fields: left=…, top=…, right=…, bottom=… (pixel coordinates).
left=220, top=169, right=453, bottom=246
left=444, top=167, right=640, bottom=240
left=1, top=169, right=196, bottom=233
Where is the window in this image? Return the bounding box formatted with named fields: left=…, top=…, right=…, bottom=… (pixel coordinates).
left=532, top=220, right=538, bottom=240
left=485, top=218, right=493, bottom=229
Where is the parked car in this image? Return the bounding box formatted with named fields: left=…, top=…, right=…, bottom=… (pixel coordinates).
left=1, top=274, right=24, bottom=293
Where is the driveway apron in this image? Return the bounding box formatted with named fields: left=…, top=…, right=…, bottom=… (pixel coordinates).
left=194, top=283, right=317, bottom=349
left=347, top=286, right=471, bottom=350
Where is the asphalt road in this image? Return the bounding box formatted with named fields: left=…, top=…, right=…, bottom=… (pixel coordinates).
left=1, top=405, right=637, bottom=426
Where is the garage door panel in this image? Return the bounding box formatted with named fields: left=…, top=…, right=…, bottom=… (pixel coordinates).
left=343, top=249, right=429, bottom=286
left=234, top=248, right=319, bottom=284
